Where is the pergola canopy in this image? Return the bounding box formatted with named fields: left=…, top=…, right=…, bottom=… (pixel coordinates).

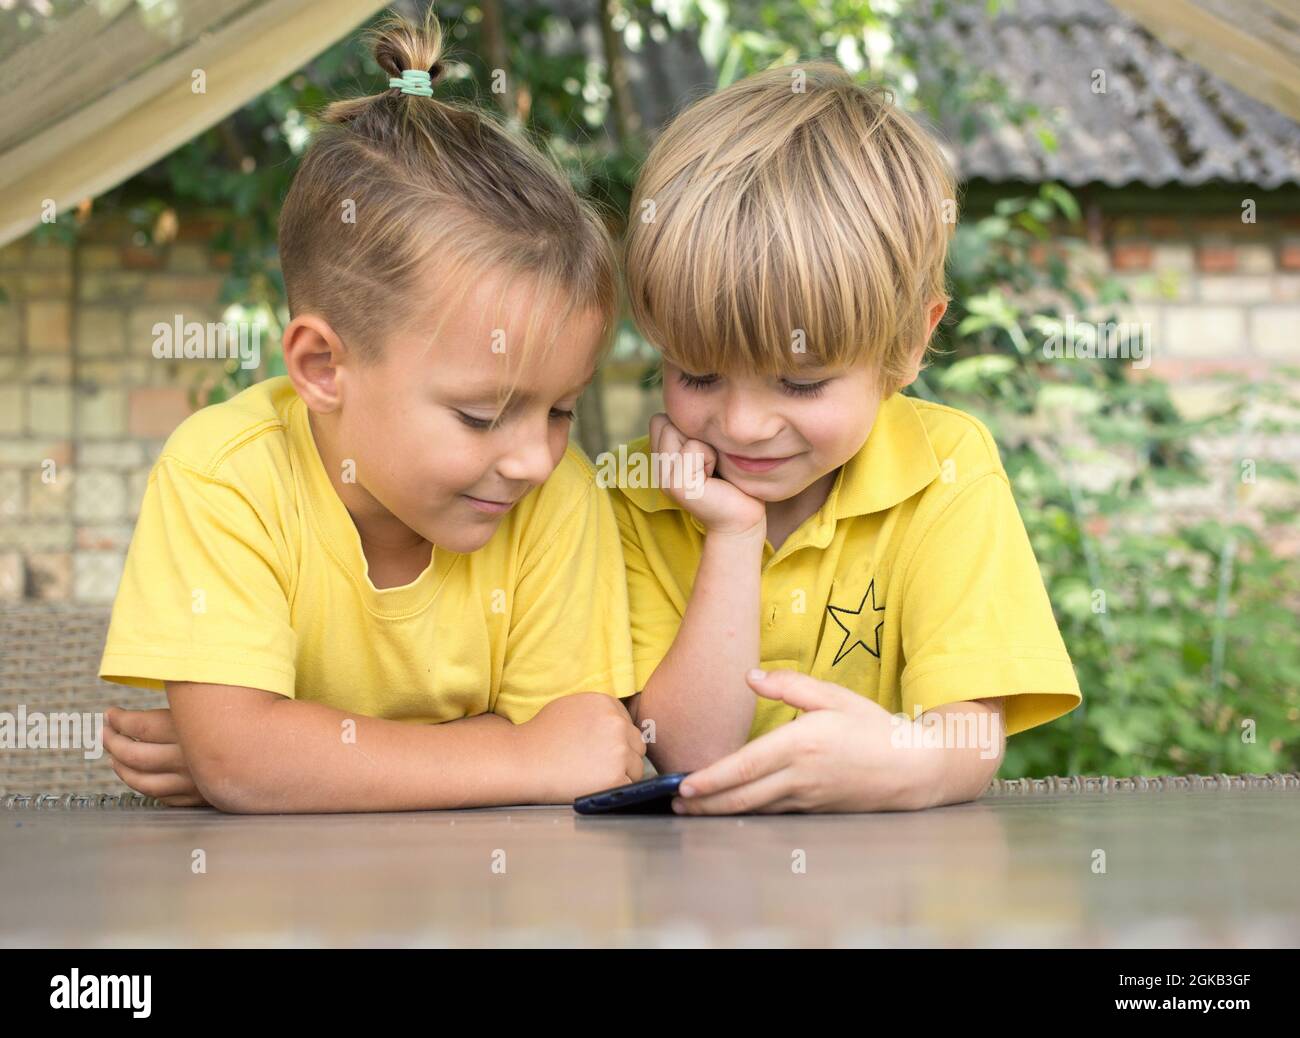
left=0, top=0, right=1297, bottom=251
left=0, top=0, right=387, bottom=248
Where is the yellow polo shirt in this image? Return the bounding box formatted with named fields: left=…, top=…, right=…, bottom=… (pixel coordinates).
left=100, top=376, right=636, bottom=724
left=611, top=392, right=1081, bottom=738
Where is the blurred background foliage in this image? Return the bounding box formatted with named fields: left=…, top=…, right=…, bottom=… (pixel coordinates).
left=34, top=0, right=1300, bottom=778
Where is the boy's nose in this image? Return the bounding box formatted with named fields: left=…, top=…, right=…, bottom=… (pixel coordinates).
left=718, top=392, right=781, bottom=448
left=496, top=428, right=556, bottom=486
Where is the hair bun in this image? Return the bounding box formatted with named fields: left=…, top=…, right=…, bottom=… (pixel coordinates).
left=368, top=11, right=444, bottom=82
left=319, top=11, right=444, bottom=123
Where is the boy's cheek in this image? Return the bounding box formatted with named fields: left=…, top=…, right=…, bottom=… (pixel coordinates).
left=658, top=388, right=697, bottom=432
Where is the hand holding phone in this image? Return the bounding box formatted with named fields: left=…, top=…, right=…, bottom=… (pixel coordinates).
left=573, top=772, right=688, bottom=815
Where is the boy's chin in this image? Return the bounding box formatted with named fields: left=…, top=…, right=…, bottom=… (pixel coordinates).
left=727, top=466, right=826, bottom=502
left=430, top=521, right=501, bottom=554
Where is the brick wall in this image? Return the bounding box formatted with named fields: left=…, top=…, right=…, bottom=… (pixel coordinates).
left=1093, top=215, right=1300, bottom=548
left=0, top=216, right=230, bottom=603
left=1100, top=215, right=1300, bottom=388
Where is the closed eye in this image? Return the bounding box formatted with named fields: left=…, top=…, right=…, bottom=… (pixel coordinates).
left=456, top=411, right=495, bottom=430
left=779, top=379, right=830, bottom=398
left=676, top=370, right=830, bottom=399
left=676, top=371, right=720, bottom=391
left=457, top=408, right=577, bottom=431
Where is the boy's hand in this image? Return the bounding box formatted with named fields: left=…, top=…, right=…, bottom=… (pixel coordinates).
left=649, top=413, right=766, bottom=537
left=104, top=706, right=210, bottom=807
left=668, top=671, right=999, bottom=814
left=516, top=692, right=646, bottom=803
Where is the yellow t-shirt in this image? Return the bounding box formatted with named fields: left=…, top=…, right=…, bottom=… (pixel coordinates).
left=610, top=392, right=1081, bottom=739
left=100, top=376, right=636, bottom=724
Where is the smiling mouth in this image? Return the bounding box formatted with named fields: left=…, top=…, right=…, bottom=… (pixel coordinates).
left=462, top=493, right=519, bottom=513
left=722, top=452, right=796, bottom=473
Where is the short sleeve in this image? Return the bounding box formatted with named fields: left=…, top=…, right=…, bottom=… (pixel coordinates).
left=899, top=471, right=1081, bottom=736
left=610, top=492, right=685, bottom=693
left=494, top=480, right=637, bottom=724
left=99, top=457, right=297, bottom=697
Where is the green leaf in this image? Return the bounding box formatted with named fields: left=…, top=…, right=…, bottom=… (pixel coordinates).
left=1041, top=183, right=1082, bottom=223
left=939, top=354, right=1016, bottom=391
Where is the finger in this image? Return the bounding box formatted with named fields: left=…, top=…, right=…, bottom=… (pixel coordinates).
left=681, top=437, right=716, bottom=466
left=673, top=767, right=797, bottom=815
left=649, top=413, right=675, bottom=455
left=622, top=723, right=647, bottom=764
left=621, top=729, right=646, bottom=782
left=103, top=725, right=187, bottom=774
left=110, top=757, right=201, bottom=800
left=666, top=439, right=710, bottom=496
left=106, top=707, right=178, bottom=744
left=746, top=668, right=861, bottom=713
left=649, top=412, right=665, bottom=451
left=678, top=726, right=798, bottom=798
left=680, top=438, right=717, bottom=479
left=655, top=427, right=688, bottom=488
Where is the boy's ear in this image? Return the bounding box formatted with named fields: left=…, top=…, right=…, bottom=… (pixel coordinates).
left=283, top=315, right=351, bottom=414
left=900, top=298, right=949, bottom=387
left=925, top=297, right=949, bottom=339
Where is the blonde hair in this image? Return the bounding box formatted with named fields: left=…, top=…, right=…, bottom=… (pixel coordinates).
left=625, top=62, right=956, bottom=395
left=277, top=10, right=618, bottom=396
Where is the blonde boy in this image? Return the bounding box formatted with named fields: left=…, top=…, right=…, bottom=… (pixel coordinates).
left=614, top=63, right=1081, bottom=813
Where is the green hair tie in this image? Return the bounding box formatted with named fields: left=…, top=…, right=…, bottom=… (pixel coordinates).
left=388, top=69, right=433, bottom=97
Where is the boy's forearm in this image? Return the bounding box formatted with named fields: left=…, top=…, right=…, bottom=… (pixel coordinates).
left=190, top=696, right=529, bottom=813
left=640, top=525, right=765, bottom=772
left=907, top=699, right=1006, bottom=809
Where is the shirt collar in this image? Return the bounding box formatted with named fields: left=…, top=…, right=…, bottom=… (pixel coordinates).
left=616, top=392, right=940, bottom=529
left=827, top=391, right=940, bottom=521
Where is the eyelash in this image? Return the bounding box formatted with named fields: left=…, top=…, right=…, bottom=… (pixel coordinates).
left=676, top=372, right=830, bottom=399
left=456, top=409, right=576, bottom=431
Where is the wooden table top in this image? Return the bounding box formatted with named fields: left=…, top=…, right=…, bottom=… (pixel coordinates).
left=3, top=788, right=1298, bottom=947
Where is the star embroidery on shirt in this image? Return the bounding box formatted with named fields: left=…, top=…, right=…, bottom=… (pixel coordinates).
left=826, top=578, right=885, bottom=664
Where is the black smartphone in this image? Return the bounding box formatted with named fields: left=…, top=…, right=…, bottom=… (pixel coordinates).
left=573, top=773, right=688, bottom=815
